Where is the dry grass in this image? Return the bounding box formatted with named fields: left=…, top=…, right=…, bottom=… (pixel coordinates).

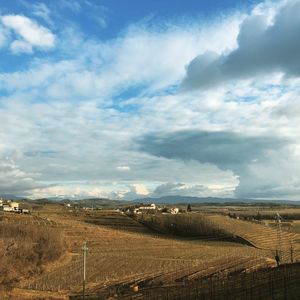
left=0, top=213, right=65, bottom=292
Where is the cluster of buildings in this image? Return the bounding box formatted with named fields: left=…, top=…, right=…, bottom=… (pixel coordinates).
left=0, top=199, right=30, bottom=214
left=131, top=203, right=180, bottom=215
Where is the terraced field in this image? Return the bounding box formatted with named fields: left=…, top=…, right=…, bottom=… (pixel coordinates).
left=0, top=212, right=58, bottom=226
left=79, top=210, right=151, bottom=233
left=5, top=208, right=300, bottom=299
left=3, top=209, right=269, bottom=298
left=207, top=214, right=300, bottom=262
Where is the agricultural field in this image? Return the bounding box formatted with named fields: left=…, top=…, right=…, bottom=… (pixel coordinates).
left=1, top=203, right=300, bottom=299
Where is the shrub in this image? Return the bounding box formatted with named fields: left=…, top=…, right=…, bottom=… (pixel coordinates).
left=0, top=223, right=65, bottom=291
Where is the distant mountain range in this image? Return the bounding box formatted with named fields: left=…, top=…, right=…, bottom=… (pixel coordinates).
left=1, top=194, right=300, bottom=206
left=134, top=195, right=300, bottom=205
left=0, top=194, right=27, bottom=200
left=60, top=198, right=134, bottom=207
left=26, top=197, right=134, bottom=207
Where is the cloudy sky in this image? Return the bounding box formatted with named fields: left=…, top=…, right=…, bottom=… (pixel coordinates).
left=1, top=0, right=300, bottom=200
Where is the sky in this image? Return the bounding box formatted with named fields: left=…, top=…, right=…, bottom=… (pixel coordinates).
left=1, top=0, right=300, bottom=200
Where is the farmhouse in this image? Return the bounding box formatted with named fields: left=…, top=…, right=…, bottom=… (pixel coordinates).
left=139, top=203, right=156, bottom=210
left=3, top=205, right=13, bottom=212
left=1, top=200, right=20, bottom=212
left=10, top=201, right=19, bottom=211
left=133, top=203, right=157, bottom=214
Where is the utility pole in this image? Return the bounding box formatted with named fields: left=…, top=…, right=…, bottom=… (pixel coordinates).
left=276, top=212, right=283, bottom=263
left=82, top=242, right=88, bottom=300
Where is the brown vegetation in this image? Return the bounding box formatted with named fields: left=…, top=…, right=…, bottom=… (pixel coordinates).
left=135, top=213, right=232, bottom=238
left=0, top=217, right=65, bottom=292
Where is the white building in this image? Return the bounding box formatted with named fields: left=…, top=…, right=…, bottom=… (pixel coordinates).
left=10, top=201, right=19, bottom=211
left=3, top=205, right=13, bottom=212
left=170, top=208, right=179, bottom=215
left=133, top=203, right=157, bottom=214
left=139, top=203, right=156, bottom=210
left=1, top=201, right=20, bottom=212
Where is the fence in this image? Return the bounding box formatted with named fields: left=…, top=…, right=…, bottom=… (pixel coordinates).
left=70, top=262, right=300, bottom=300
left=139, top=262, right=300, bottom=300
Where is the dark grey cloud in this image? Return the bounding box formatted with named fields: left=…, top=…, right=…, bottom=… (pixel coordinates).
left=235, top=178, right=300, bottom=199
left=138, top=130, right=290, bottom=198
left=138, top=130, right=283, bottom=172
left=183, top=0, right=300, bottom=89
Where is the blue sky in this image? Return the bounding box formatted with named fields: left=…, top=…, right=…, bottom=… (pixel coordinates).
left=1, top=0, right=259, bottom=37
left=1, top=0, right=300, bottom=200
left=0, top=0, right=260, bottom=72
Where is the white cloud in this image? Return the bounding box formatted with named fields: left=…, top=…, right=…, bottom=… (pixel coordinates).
left=10, top=40, right=33, bottom=54
left=32, top=3, right=52, bottom=24
left=117, top=166, right=131, bottom=171
left=151, top=182, right=234, bottom=198
left=60, top=0, right=82, bottom=12
left=114, top=183, right=150, bottom=200
left=28, top=182, right=151, bottom=200
left=30, top=185, right=108, bottom=199
left=0, top=25, right=8, bottom=48
left=0, top=157, right=42, bottom=195
left=131, top=184, right=149, bottom=195
left=1, top=14, right=55, bottom=51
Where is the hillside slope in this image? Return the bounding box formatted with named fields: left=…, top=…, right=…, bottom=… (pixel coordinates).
left=13, top=209, right=270, bottom=298
left=207, top=215, right=300, bottom=262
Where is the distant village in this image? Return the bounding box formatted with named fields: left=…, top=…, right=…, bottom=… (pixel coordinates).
left=125, top=203, right=191, bottom=215
left=63, top=201, right=188, bottom=215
